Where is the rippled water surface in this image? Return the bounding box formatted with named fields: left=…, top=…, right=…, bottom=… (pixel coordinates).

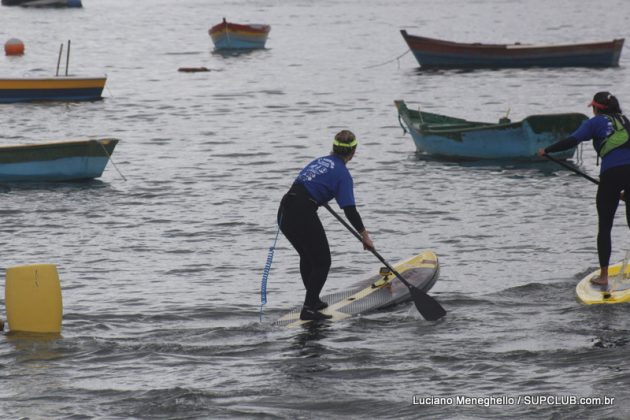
left=1, top=0, right=630, bottom=418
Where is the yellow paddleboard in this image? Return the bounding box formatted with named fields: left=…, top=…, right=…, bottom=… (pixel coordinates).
left=576, top=261, right=630, bottom=304
left=275, top=250, right=439, bottom=327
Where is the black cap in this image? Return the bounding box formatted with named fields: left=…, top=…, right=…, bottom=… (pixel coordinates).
left=590, top=91, right=617, bottom=110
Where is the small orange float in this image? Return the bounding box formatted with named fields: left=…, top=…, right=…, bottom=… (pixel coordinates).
left=4, top=38, right=25, bottom=56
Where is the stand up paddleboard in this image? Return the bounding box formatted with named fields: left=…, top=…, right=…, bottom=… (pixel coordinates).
left=275, top=250, right=439, bottom=327
left=576, top=260, right=630, bottom=304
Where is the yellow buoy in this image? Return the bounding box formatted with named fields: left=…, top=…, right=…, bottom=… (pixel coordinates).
left=4, top=38, right=25, bottom=56
left=5, top=264, right=62, bottom=333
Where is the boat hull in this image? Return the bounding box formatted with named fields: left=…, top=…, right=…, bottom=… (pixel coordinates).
left=0, top=138, right=118, bottom=182
left=209, top=21, right=270, bottom=50
left=0, top=77, right=106, bottom=103
left=2, top=0, right=81, bottom=6
left=401, top=31, right=624, bottom=68
left=395, top=100, right=587, bottom=160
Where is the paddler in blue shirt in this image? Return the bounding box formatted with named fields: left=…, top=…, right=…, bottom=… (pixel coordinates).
left=278, top=130, right=374, bottom=321
left=539, top=92, right=630, bottom=289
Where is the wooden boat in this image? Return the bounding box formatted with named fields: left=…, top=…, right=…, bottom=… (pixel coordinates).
left=177, top=67, right=210, bottom=73
left=209, top=18, right=270, bottom=50
left=400, top=31, right=624, bottom=68
left=2, top=0, right=81, bottom=6
left=394, top=100, right=587, bottom=160
left=0, top=76, right=106, bottom=103
left=0, top=138, right=118, bottom=182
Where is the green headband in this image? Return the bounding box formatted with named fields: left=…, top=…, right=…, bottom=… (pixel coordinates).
left=333, top=138, right=358, bottom=148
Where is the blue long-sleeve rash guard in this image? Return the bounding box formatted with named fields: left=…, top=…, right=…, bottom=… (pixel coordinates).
left=294, top=155, right=365, bottom=233
left=546, top=114, right=630, bottom=174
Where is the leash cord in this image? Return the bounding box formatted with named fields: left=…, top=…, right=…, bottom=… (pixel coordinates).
left=260, top=213, right=282, bottom=321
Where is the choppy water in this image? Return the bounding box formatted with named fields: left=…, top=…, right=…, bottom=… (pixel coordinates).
left=1, top=0, right=630, bottom=418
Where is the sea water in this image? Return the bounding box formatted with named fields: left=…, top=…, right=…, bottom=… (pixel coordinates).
left=1, top=0, right=629, bottom=418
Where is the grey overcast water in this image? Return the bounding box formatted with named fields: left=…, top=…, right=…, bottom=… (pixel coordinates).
left=1, top=0, right=630, bottom=418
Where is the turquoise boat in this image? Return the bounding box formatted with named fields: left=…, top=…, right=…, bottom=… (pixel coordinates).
left=395, top=100, right=587, bottom=160
left=0, top=138, right=118, bottom=182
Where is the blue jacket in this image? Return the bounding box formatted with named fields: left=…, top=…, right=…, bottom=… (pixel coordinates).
left=294, top=155, right=356, bottom=208
left=570, top=114, right=630, bottom=174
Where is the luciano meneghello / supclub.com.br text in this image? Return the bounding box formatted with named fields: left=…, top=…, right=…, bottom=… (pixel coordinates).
left=412, top=395, right=615, bottom=407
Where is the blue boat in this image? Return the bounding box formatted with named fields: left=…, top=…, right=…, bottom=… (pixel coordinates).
left=395, top=100, right=587, bottom=160
left=0, top=138, right=118, bottom=182
left=1, top=0, right=81, bottom=6
left=0, top=77, right=106, bottom=103
left=400, top=31, right=624, bottom=68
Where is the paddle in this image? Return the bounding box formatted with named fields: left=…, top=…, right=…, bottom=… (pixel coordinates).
left=543, top=153, right=600, bottom=185
left=322, top=202, right=446, bottom=321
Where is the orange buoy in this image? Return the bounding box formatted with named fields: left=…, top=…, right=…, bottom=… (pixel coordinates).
left=5, top=38, right=25, bottom=56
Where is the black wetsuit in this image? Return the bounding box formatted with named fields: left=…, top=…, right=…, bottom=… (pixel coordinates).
left=277, top=155, right=365, bottom=309
left=278, top=183, right=331, bottom=308
left=596, top=166, right=630, bottom=267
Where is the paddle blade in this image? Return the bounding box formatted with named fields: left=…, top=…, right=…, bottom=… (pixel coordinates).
left=410, top=286, right=446, bottom=321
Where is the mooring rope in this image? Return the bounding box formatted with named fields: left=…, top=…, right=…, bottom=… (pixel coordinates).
left=363, top=49, right=410, bottom=70
left=95, top=139, right=127, bottom=181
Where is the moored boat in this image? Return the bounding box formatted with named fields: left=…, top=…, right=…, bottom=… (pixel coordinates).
left=400, top=31, right=624, bottom=68
left=0, top=138, right=118, bottom=182
left=395, top=100, right=587, bottom=160
left=0, top=76, right=106, bottom=103
left=2, top=0, right=81, bottom=7
left=209, top=18, right=270, bottom=50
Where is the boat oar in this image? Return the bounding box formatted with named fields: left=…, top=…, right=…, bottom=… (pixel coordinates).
left=322, top=202, right=446, bottom=321
left=544, top=153, right=600, bottom=185
left=65, top=40, right=71, bottom=76
left=55, top=42, right=63, bottom=76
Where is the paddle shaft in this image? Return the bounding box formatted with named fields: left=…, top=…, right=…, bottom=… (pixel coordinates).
left=544, top=153, right=599, bottom=185
left=545, top=154, right=629, bottom=203
left=322, top=203, right=413, bottom=289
